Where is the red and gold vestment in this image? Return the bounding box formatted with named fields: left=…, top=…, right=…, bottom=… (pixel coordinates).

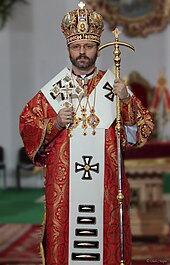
left=20, top=70, right=154, bottom=265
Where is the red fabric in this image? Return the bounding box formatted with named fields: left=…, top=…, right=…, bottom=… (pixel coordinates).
left=19, top=70, right=154, bottom=265
left=152, top=85, right=170, bottom=112
left=130, top=83, right=148, bottom=108
left=124, top=140, right=170, bottom=160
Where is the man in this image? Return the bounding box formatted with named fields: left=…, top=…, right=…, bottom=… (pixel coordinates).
left=19, top=2, right=154, bottom=265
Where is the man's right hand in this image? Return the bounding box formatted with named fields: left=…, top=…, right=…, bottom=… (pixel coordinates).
left=56, top=107, right=74, bottom=129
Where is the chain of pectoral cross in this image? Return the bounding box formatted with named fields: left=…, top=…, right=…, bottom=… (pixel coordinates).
left=51, top=73, right=101, bottom=136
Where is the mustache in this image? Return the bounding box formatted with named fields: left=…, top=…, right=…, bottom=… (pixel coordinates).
left=76, top=55, right=89, bottom=60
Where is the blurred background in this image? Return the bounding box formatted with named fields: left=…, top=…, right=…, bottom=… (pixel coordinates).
left=0, top=0, right=170, bottom=264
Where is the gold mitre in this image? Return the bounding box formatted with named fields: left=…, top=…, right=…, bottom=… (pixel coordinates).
left=61, top=1, right=104, bottom=45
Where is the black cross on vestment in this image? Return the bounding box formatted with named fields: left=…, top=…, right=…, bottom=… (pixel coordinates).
left=50, top=76, right=73, bottom=100
left=75, top=156, right=99, bottom=180
left=50, top=80, right=63, bottom=100
left=103, top=82, right=115, bottom=102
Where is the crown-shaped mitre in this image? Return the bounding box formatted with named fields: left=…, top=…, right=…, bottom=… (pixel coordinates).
left=61, top=1, right=104, bottom=45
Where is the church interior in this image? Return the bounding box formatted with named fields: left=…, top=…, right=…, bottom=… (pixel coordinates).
left=0, top=0, right=170, bottom=264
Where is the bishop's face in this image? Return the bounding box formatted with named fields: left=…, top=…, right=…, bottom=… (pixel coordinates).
left=68, top=40, right=99, bottom=73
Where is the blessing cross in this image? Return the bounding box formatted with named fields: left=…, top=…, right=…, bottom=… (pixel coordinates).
left=75, top=156, right=99, bottom=180
left=60, top=75, right=74, bottom=100
left=50, top=75, right=75, bottom=107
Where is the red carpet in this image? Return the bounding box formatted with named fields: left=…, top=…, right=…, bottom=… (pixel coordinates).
left=132, top=239, right=170, bottom=265
left=132, top=240, right=170, bottom=264
left=0, top=224, right=169, bottom=265
left=0, top=224, right=42, bottom=264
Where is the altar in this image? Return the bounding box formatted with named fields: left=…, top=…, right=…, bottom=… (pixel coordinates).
left=124, top=140, right=170, bottom=174
left=123, top=141, right=170, bottom=237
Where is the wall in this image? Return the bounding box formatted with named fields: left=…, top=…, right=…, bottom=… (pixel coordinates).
left=0, top=0, right=169, bottom=187
left=0, top=27, right=13, bottom=173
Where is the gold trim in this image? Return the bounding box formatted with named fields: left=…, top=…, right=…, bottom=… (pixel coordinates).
left=68, top=33, right=100, bottom=45
left=125, top=157, right=170, bottom=167
left=40, top=212, right=46, bottom=265
left=40, top=242, right=45, bottom=265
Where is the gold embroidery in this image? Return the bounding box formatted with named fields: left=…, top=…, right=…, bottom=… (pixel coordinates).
left=135, top=103, right=154, bottom=146
left=68, top=69, right=101, bottom=137
left=46, top=121, right=53, bottom=134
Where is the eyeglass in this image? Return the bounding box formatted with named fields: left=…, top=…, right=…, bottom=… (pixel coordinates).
left=69, top=43, right=97, bottom=51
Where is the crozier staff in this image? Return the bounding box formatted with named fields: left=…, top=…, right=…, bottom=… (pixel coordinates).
left=19, top=1, right=154, bottom=265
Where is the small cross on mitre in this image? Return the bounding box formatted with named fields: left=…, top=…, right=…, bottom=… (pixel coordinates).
left=113, top=28, right=121, bottom=40
left=78, top=1, right=85, bottom=9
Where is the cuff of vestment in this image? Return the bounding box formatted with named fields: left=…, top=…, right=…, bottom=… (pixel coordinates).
left=120, top=95, right=136, bottom=125
left=45, top=117, right=64, bottom=142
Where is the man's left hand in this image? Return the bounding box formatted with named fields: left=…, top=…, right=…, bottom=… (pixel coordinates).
left=113, top=79, right=130, bottom=100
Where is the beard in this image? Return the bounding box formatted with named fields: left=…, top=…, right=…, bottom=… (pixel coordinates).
left=69, top=52, right=98, bottom=70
